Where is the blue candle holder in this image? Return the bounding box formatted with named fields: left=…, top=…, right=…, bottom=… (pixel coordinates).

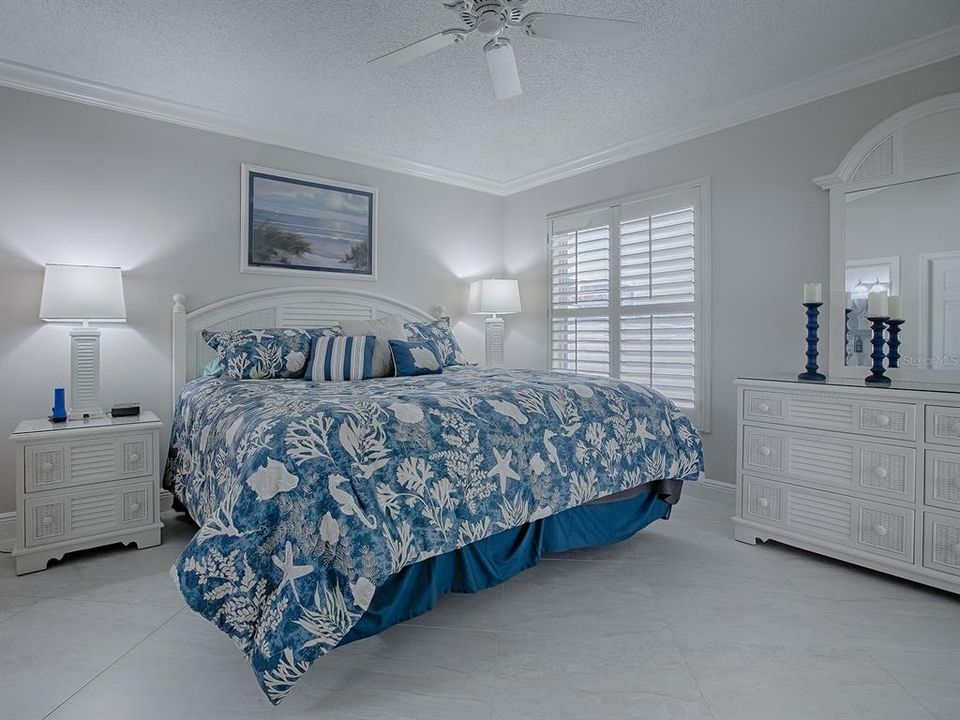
left=798, top=302, right=826, bottom=382
left=844, top=307, right=852, bottom=365
left=865, top=316, right=891, bottom=385
left=886, top=319, right=904, bottom=368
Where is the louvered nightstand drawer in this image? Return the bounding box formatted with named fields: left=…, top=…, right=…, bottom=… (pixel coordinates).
left=740, top=475, right=914, bottom=563
left=742, top=426, right=916, bottom=502
left=926, top=406, right=960, bottom=448
left=23, top=432, right=153, bottom=493
left=923, top=512, right=960, bottom=578
left=742, top=391, right=915, bottom=441
left=23, top=480, right=154, bottom=548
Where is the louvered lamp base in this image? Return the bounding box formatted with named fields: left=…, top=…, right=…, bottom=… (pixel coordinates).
left=69, top=328, right=104, bottom=420
left=484, top=316, right=505, bottom=368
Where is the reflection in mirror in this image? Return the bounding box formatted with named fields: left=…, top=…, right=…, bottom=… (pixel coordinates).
left=844, top=173, right=960, bottom=371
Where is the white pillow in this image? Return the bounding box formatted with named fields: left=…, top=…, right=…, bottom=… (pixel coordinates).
left=338, top=315, right=408, bottom=377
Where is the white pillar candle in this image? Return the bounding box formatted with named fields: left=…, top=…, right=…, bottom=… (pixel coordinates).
left=803, top=283, right=822, bottom=303
left=867, top=289, right=889, bottom=317
left=887, top=295, right=902, bottom=320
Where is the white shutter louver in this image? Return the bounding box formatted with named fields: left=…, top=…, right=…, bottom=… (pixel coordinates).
left=549, top=186, right=704, bottom=425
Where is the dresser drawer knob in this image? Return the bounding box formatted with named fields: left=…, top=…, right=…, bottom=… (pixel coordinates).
left=873, top=524, right=888, bottom=537
left=876, top=414, right=890, bottom=427
left=130, top=502, right=141, bottom=512
left=759, top=403, right=770, bottom=413
left=41, top=516, right=53, bottom=527
left=758, top=498, right=770, bottom=509
left=952, top=542, right=960, bottom=555
left=874, top=467, right=889, bottom=479
left=951, top=421, right=960, bottom=435
left=759, top=446, right=772, bottom=457
left=129, top=453, right=141, bottom=463
left=40, top=461, right=54, bottom=472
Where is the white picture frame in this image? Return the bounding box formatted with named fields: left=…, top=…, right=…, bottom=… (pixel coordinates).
left=240, top=164, right=378, bottom=280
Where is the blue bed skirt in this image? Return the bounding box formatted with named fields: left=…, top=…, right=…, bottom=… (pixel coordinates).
left=338, top=485, right=673, bottom=646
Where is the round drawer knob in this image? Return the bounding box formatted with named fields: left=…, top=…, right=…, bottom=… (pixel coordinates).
left=41, top=461, right=53, bottom=472
left=129, top=453, right=140, bottom=463
left=873, top=524, right=888, bottom=537
left=875, top=467, right=889, bottom=479
left=759, top=446, right=772, bottom=457
left=951, top=421, right=960, bottom=435
left=759, top=498, right=770, bottom=509
left=41, top=516, right=53, bottom=526
left=876, top=414, right=890, bottom=427
left=759, top=403, right=770, bottom=413
left=130, top=502, right=141, bottom=512
left=952, top=542, right=960, bottom=555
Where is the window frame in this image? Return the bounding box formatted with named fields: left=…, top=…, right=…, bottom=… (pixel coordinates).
left=545, top=178, right=712, bottom=432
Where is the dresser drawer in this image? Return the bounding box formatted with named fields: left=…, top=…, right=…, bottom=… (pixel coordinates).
left=23, top=480, right=154, bottom=548
left=23, top=432, right=153, bottom=493
left=925, top=450, right=960, bottom=513
left=926, top=406, right=960, bottom=448
left=740, top=475, right=914, bottom=562
left=742, top=426, right=916, bottom=502
left=923, top=512, right=960, bottom=577
left=742, top=390, right=915, bottom=441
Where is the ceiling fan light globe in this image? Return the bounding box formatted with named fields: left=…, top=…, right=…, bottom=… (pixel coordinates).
left=484, top=39, right=522, bottom=100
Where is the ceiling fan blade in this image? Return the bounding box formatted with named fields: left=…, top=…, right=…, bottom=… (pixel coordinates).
left=368, top=28, right=470, bottom=69
left=484, top=39, right=522, bottom=101
left=522, top=13, right=641, bottom=48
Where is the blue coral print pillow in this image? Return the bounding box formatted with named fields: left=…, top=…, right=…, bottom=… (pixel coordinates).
left=202, top=326, right=341, bottom=380
left=389, top=339, right=443, bottom=376
left=403, top=317, right=469, bottom=367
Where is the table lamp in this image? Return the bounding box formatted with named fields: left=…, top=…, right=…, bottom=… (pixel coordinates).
left=39, top=264, right=126, bottom=419
left=468, top=278, right=521, bottom=368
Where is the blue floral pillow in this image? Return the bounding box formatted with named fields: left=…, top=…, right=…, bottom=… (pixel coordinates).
left=403, top=317, right=469, bottom=367
left=202, top=327, right=341, bottom=380
left=389, top=339, right=443, bottom=376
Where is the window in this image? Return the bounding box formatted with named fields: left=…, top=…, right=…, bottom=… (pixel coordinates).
left=548, top=182, right=710, bottom=429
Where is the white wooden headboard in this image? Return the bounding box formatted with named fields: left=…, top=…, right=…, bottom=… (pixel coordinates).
left=172, top=287, right=441, bottom=407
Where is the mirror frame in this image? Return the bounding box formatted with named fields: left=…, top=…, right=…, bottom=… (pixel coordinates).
left=815, top=92, right=960, bottom=384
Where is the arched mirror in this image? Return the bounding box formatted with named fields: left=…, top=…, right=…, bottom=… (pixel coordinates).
left=815, top=93, right=960, bottom=383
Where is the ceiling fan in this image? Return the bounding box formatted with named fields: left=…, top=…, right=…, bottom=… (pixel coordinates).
left=368, top=0, right=642, bottom=100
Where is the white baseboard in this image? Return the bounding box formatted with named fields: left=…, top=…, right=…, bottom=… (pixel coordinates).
left=685, top=477, right=736, bottom=508
left=0, top=511, right=15, bottom=552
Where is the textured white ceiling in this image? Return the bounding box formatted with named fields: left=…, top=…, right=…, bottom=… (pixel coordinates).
left=1, top=0, right=959, bottom=188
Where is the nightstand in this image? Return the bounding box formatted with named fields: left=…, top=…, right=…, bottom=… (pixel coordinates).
left=10, top=411, right=163, bottom=575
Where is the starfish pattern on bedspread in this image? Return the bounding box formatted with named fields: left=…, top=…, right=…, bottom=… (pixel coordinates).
left=164, top=367, right=703, bottom=703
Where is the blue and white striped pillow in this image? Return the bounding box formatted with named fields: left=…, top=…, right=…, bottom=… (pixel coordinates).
left=305, top=335, right=376, bottom=382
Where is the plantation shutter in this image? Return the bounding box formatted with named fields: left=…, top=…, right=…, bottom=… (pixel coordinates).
left=549, top=186, right=703, bottom=424
left=549, top=209, right=610, bottom=376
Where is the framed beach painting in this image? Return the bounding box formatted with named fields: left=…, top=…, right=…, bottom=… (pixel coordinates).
left=240, top=164, right=377, bottom=278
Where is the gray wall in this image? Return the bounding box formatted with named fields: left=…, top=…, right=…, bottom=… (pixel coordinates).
left=0, top=87, right=503, bottom=513
left=502, top=55, right=960, bottom=487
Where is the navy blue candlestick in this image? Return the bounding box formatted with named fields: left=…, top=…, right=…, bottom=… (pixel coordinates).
left=865, top=316, right=891, bottom=385
left=798, top=302, right=826, bottom=381
left=844, top=307, right=852, bottom=364
left=886, top=319, right=904, bottom=368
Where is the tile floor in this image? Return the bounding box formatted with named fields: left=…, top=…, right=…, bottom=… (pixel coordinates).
left=1, top=495, right=957, bottom=720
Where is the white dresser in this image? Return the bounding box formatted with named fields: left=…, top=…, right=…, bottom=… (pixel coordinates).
left=11, top=412, right=163, bottom=575
left=734, top=377, right=960, bottom=594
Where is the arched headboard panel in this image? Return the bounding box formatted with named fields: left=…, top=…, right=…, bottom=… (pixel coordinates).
left=172, top=287, right=441, bottom=407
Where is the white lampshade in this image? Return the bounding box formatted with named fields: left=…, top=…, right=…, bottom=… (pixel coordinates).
left=40, top=264, right=126, bottom=322
left=468, top=278, right=521, bottom=315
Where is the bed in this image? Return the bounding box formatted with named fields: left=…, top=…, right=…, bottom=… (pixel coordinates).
left=164, top=288, right=704, bottom=703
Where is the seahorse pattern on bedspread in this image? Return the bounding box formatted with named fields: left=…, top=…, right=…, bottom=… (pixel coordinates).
left=164, top=367, right=703, bottom=702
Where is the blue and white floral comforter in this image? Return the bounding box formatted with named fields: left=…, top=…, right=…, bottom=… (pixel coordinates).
left=164, top=367, right=703, bottom=703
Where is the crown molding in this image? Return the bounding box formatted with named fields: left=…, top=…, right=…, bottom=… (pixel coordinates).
left=497, top=25, right=960, bottom=195
left=0, top=58, right=506, bottom=196
left=1, top=24, right=958, bottom=198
